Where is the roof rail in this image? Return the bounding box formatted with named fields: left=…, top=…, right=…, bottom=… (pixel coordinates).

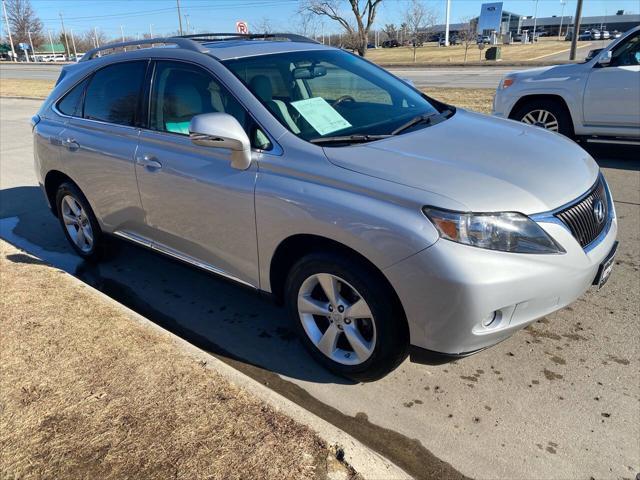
left=80, top=37, right=208, bottom=62
left=175, top=32, right=319, bottom=44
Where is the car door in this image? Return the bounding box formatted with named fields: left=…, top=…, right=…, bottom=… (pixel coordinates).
left=583, top=31, right=640, bottom=128
left=58, top=60, right=148, bottom=233
left=134, top=60, right=260, bottom=287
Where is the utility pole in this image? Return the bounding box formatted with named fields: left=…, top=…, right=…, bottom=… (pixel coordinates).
left=149, top=23, right=154, bottom=37
left=1, top=0, right=17, bottom=62
left=47, top=29, right=55, bottom=60
left=120, top=25, right=125, bottom=42
left=558, top=0, right=566, bottom=40
left=532, top=0, right=539, bottom=42
left=569, top=0, right=583, bottom=60
left=444, top=0, right=451, bottom=46
left=59, top=12, right=70, bottom=59
left=69, top=28, right=77, bottom=59
left=23, top=29, right=28, bottom=61
left=184, top=14, right=191, bottom=34
left=28, top=30, right=34, bottom=61
left=176, top=0, right=183, bottom=35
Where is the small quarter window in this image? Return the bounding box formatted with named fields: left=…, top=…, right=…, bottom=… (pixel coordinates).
left=56, top=78, right=88, bottom=117
left=83, top=61, right=146, bottom=126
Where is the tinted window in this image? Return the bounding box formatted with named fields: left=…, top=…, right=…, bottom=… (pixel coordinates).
left=149, top=61, right=271, bottom=150
left=84, top=61, right=146, bottom=126
left=57, top=78, right=88, bottom=117
left=611, top=32, right=640, bottom=66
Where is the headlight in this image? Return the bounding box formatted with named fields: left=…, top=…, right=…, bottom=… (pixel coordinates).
left=423, top=207, right=565, bottom=254
left=500, top=77, right=515, bottom=89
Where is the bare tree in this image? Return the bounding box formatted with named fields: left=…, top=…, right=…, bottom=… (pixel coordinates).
left=294, top=12, right=319, bottom=39
left=255, top=17, right=276, bottom=34
left=382, top=23, right=397, bottom=41
left=403, top=0, right=437, bottom=62
left=4, top=0, right=43, bottom=47
left=458, top=17, right=477, bottom=64
left=301, top=0, right=383, bottom=56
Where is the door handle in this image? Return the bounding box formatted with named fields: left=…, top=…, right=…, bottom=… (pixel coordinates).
left=136, top=155, right=162, bottom=171
left=62, top=137, right=80, bottom=151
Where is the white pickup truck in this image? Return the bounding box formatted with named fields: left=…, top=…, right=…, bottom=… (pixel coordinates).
left=493, top=26, right=640, bottom=146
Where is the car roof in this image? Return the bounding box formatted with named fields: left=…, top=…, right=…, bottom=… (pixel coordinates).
left=202, top=39, right=333, bottom=61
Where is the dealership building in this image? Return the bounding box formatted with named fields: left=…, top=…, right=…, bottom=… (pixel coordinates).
left=430, top=3, right=639, bottom=38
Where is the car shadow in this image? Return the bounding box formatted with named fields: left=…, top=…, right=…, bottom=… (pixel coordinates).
left=585, top=143, right=640, bottom=171
left=0, top=185, right=353, bottom=385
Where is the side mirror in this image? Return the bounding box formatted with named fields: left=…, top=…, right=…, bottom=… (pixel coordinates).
left=597, top=50, right=612, bottom=66
left=189, top=113, right=251, bottom=170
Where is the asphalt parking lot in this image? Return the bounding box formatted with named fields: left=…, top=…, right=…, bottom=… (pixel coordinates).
left=1, top=98, right=638, bottom=479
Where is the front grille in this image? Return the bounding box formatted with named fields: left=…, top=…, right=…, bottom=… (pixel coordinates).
left=555, top=177, right=609, bottom=248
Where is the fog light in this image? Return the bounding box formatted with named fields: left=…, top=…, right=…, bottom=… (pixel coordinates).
left=482, top=311, right=497, bottom=327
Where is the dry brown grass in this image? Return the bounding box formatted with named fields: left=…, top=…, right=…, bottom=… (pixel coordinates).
left=0, top=240, right=341, bottom=480
left=421, top=88, right=495, bottom=114
left=0, top=78, right=55, bottom=98
left=367, top=38, right=592, bottom=64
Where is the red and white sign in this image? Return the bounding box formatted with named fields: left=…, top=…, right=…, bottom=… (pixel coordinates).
left=236, top=21, right=249, bottom=34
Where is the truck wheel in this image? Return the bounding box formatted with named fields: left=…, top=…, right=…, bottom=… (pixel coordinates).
left=285, top=252, right=409, bottom=381
left=55, top=182, right=104, bottom=261
left=511, top=98, right=575, bottom=138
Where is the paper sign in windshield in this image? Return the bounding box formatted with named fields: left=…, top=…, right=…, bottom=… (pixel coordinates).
left=290, top=97, right=351, bottom=136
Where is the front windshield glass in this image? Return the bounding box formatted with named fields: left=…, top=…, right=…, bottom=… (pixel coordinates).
left=223, top=49, right=446, bottom=142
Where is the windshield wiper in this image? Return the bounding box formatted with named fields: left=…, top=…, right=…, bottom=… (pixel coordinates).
left=391, top=110, right=452, bottom=136
left=310, top=134, right=392, bottom=145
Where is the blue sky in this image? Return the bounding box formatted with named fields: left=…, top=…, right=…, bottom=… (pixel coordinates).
left=15, top=0, right=640, bottom=38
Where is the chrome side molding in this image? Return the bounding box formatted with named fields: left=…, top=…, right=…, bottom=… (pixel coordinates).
left=113, top=230, right=257, bottom=289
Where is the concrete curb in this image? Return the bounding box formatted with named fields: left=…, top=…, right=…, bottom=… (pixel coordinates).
left=4, top=241, right=411, bottom=480
left=381, top=61, right=573, bottom=68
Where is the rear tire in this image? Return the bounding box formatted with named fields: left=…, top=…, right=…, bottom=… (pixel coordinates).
left=55, top=182, right=105, bottom=261
left=284, top=252, right=409, bottom=381
left=511, top=98, right=575, bottom=138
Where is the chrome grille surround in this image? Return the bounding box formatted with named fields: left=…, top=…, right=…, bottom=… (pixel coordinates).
left=554, top=176, right=610, bottom=248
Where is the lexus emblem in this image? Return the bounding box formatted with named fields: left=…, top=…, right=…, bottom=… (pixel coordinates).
left=593, top=199, right=605, bottom=224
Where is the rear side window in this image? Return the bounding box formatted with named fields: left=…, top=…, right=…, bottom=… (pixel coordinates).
left=83, top=61, right=146, bottom=126
left=57, top=78, right=88, bottom=117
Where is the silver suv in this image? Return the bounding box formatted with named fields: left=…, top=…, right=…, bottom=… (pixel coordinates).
left=33, top=33, right=618, bottom=380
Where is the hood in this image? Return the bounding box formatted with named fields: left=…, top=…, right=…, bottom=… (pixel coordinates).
left=507, top=62, right=585, bottom=82
left=323, top=110, right=598, bottom=214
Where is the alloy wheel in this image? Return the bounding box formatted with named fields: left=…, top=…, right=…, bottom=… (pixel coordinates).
left=521, top=109, right=559, bottom=132
left=297, top=273, right=377, bottom=366
left=61, top=194, right=94, bottom=253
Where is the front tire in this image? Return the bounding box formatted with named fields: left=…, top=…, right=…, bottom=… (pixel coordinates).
left=55, top=182, right=104, bottom=261
left=511, top=98, right=574, bottom=138
left=285, top=252, right=409, bottom=381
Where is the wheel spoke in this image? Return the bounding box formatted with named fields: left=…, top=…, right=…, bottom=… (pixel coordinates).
left=76, top=225, right=86, bottom=246
left=316, top=324, right=340, bottom=357
left=522, top=113, right=535, bottom=124
left=539, top=110, right=548, bottom=123
left=344, top=298, right=372, bottom=319
left=82, top=226, right=93, bottom=245
left=298, top=295, right=329, bottom=316
left=65, top=197, right=81, bottom=216
left=317, top=273, right=341, bottom=305
left=62, top=213, right=76, bottom=225
left=344, top=324, right=372, bottom=360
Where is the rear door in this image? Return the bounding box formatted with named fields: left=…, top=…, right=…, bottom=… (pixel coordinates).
left=134, top=60, right=261, bottom=287
left=59, top=60, right=148, bottom=233
left=583, top=31, right=640, bottom=128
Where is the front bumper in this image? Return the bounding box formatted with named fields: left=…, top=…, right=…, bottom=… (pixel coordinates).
left=384, top=205, right=618, bottom=355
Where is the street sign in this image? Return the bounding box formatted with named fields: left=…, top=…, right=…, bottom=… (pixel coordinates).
left=236, top=21, right=249, bottom=34
left=18, top=42, right=30, bottom=50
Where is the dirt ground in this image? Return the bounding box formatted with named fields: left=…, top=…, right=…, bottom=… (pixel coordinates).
left=367, top=38, right=592, bottom=64
left=0, top=239, right=354, bottom=480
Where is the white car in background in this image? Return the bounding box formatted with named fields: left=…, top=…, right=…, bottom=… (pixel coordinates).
left=493, top=26, right=640, bottom=146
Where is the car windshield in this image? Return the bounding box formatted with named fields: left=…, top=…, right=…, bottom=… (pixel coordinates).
left=223, top=49, right=447, bottom=143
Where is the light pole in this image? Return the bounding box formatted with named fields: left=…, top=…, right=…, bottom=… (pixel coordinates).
left=69, top=28, right=77, bottom=59
left=558, top=0, right=566, bottom=40
left=444, top=0, right=451, bottom=46
left=59, top=12, right=70, bottom=59
left=28, top=30, right=34, bottom=61
left=1, top=0, right=17, bottom=61
left=47, top=29, right=55, bottom=60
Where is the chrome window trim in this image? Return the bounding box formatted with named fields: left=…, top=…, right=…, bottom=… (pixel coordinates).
left=530, top=173, right=614, bottom=253
left=113, top=230, right=257, bottom=289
